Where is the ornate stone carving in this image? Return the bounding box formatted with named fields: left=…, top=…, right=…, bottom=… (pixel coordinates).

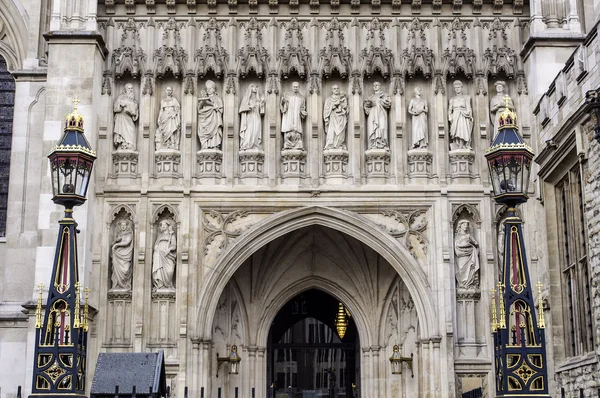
left=187, top=0, right=197, bottom=13
left=203, top=210, right=250, bottom=257
left=152, top=216, right=177, bottom=291
left=110, top=214, right=134, bottom=292
left=361, top=18, right=393, bottom=79
left=324, top=84, right=348, bottom=150
left=454, top=219, right=480, bottom=289
left=364, top=81, right=391, bottom=150
left=156, top=86, right=181, bottom=151
left=408, top=86, right=428, bottom=149
left=197, top=80, right=223, bottom=150
left=142, top=71, right=154, bottom=96
left=448, top=80, right=473, bottom=150
left=278, top=18, right=310, bottom=80
left=442, top=19, right=476, bottom=80
left=113, top=19, right=146, bottom=79
left=281, top=82, right=307, bottom=150
left=113, top=83, right=139, bottom=151
left=403, top=19, right=434, bottom=79
left=237, top=18, right=269, bottom=78
left=483, top=19, right=517, bottom=79
left=411, top=0, right=422, bottom=14
left=319, top=18, right=351, bottom=80
left=373, top=210, right=429, bottom=262
left=154, top=18, right=188, bottom=78
left=102, top=71, right=112, bottom=95
left=195, top=18, right=228, bottom=79
left=239, top=84, right=265, bottom=151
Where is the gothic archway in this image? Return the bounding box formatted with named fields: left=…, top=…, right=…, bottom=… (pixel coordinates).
left=197, top=206, right=437, bottom=343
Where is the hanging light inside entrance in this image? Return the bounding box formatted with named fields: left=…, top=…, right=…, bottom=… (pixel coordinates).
left=335, top=302, right=349, bottom=339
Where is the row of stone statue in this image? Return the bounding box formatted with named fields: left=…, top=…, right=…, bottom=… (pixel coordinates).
left=109, top=215, right=480, bottom=293
left=113, top=80, right=514, bottom=154
left=110, top=219, right=176, bottom=292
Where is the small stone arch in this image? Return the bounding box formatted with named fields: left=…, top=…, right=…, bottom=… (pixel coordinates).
left=196, top=206, right=438, bottom=343
left=0, top=0, right=29, bottom=70
left=152, top=204, right=179, bottom=224
left=109, top=204, right=137, bottom=224
left=254, top=276, right=373, bottom=348
left=452, top=203, right=481, bottom=225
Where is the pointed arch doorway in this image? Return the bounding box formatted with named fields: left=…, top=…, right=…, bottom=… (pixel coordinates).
left=268, top=289, right=359, bottom=398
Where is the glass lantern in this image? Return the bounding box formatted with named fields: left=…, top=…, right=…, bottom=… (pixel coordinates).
left=48, top=106, right=96, bottom=209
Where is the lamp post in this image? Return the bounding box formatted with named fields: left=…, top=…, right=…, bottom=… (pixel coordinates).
left=29, top=98, right=96, bottom=398
left=485, top=99, right=550, bottom=397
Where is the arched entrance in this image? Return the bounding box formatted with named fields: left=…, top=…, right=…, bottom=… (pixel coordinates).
left=268, top=289, right=359, bottom=397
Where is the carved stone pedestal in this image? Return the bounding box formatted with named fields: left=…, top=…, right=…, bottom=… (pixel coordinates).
left=449, top=149, right=475, bottom=183
left=150, top=289, right=176, bottom=347
left=456, top=288, right=482, bottom=357
left=106, top=289, right=133, bottom=347
left=239, top=149, right=265, bottom=183
left=281, top=149, right=306, bottom=184
left=196, top=148, right=223, bottom=183
left=112, top=149, right=139, bottom=180
left=323, top=148, right=348, bottom=184
left=407, top=148, right=433, bottom=180
left=155, top=149, right=181, bottom=177
left=365, top=148, right=390, bottom=183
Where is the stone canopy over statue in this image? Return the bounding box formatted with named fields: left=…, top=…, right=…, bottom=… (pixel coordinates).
left=364, top=82, right=391, bottom=150
left=113, top=83, right=139, bottom=151
left=281, top=82, right=307, bottom=150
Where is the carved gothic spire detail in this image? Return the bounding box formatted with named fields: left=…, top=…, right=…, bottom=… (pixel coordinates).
left=154, top=18, right=188, bottom=78
left=441, top=18, right=475, bottom=79
left=278, top=18, right=311, bottom=80
left=361, top=18, right=393, bottom=79
left=112, top=18, right=146, bottom=79
left=482, top=18, right=518, bottom=79
left=402, top=18, right=434, bottom=79
left=195, top=18, right=228, bottom=79
left=319, top=18, right=351, bottom=79
left=236, top=18, right=270, bottom=78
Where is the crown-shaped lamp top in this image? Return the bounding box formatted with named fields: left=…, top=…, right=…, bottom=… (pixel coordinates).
left=65, top=96, right=85, bottom=131
left=497, top=95, right=518, bottom=129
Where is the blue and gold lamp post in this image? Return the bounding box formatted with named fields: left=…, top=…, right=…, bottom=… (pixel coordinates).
left=485, top=99, right=550, bottom=397
left=29, top=98, right=96, bottom=398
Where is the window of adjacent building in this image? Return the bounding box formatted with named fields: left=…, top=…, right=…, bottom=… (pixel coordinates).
left=557, top=165, right=594, bottom=356
left=0, top=55, right=15, bottom=237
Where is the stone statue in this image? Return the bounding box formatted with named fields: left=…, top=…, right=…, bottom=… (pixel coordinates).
left=110, top=220, right=134, bottom=291
left=364, top=82, right=391, bottom=149
left=156, top=86, right=181, bottom=150
left=113, top=83, right=138, bottom=150
left=281, top=81, right=307, bottom=150
left=197, top=80, right=224, bottom=150
left=454, top=220, right=480, bottom=289
left=152, top=219, right=177, bottom=290
left=323, top=84, right=349, bottom=150
left=490, top=81, right=515, bottom=137
left=448, top=80, right=473, bottom=150
left=408, top=87, right=428, bottom=149
left=239, top=84, right=265, bottom=151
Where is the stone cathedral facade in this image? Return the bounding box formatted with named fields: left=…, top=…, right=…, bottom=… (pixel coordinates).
left=1, top=0, right=600, bottom=397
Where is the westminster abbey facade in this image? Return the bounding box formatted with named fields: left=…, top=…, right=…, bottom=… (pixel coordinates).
left=1, top=0, right=600, bottom=397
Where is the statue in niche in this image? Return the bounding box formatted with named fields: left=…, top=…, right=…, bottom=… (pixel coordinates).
left=448, top=80, right=473, bottom=150
left=323, top=84, right=349, bottom=150
left=197, top=80, right=223, bottom=150
left=156, top=86, right=181, bottom=150
left=152, top=219, right=177, bottom=290
left=239, top=84, right=265, bottom=151
left=489, top=81, right=515, bottom=137
left=110, top=220, right=134, bottom=291
left=454, top=219, right=480, bottom=289
left=364, top=82, right=391, bottom=150
left=408, top=87, right=428, bottom=149
left=113, top=83, right=139, bottom=151
left=281, top=81, right=307, bottom=150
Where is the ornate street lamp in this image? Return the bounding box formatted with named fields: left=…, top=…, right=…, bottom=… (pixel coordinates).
left=30, top=98, right=96, bottom=398
left=485, top=99, right=549, bottom=397
left=216, top=345, right=242, bottom=377
left=389, top=345, right=414, bottom=377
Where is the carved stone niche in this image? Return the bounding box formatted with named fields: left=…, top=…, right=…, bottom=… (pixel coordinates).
left=195, top=18, right=228, bottom=81
left=112, top=19, right=146, bottom=81
left=452, top=204, right=485, bottom=358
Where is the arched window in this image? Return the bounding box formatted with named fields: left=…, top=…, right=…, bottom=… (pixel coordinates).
left=0, top=55, right=15, bottom=237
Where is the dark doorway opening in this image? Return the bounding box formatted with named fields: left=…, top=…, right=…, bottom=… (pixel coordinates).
left=267, top=289, right=359, bottom=398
